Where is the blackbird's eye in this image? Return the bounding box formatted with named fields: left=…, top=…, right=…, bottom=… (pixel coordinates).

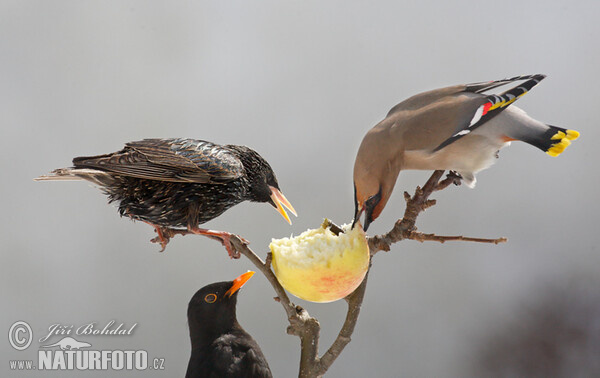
left=204, top=294, right=217, bottom=303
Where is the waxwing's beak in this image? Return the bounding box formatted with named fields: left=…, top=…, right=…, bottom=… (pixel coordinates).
left=352, top=203, right=364, bottom=230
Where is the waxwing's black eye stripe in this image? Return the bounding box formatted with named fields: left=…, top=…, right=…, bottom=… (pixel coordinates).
left=204, top=294, right=217, bottom=303
left=365, top=187, right=382, bottom=209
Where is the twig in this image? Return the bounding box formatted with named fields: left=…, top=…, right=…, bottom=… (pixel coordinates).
left=315, top=271, right=369, bottom=376
left=307, top=170, right=506, bottom=377
left=228, top=237, right=297, bottom=321
left=148, top=223, right=324, bottom=377
left=408, top=232, right=507, bottom=244
left=171, top=170, right=507, bottom=377
left=368, top=170, right=507, bottom=255
left=435, top=171, right=463, bottom=191
left=227, top=237, right=322, bottom=378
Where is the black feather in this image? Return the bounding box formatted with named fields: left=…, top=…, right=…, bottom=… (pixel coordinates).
left=186, top=281, right=272, bottom=378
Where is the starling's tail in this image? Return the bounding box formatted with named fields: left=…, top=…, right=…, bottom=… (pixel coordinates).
left=35, top=168, right=115, bottom=186
left=525, top=126, right=580, bottom=157
left=35, top=168, right=85, bottom=181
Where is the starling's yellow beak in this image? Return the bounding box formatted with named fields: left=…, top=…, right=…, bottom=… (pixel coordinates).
left=269, top=186, right=297, bottom=225
left=225, top=271, right=255, bottom=297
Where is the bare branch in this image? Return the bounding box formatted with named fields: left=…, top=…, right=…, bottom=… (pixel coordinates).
left=369, top=170, right=507, bottom=255
left=408, top=232, right=507, bottom=244
left=151, top=226, right=323, bottom=377
left=306, top=170, right=507, bottom=377
left=435, top=171, right=463, bottom=191
left=315, top=271, right=369, bottom=376
left=165, top=170, right=506, bottom=378
left=227, top=237, right=322, bottom=378
left=228, top=237, right=300, bottom=323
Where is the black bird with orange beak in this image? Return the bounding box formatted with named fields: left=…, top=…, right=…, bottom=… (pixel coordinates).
left=36, top=138, right=296, bottom=257
left=186, top=271, right=273, bottom=378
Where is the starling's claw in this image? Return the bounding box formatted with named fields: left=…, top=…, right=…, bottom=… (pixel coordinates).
left=188, top=227, right=248, bottom=259
left=150, top=235, right=169, bottom=252
left=223, top=240, right=241, bottom=259
left=212, top=234, right=242, bottom=259
left=202, top=234, right=240, bottom=258
left=145, top=222, right=171, bottom=252
left=144, top=223, right=248, bottom=258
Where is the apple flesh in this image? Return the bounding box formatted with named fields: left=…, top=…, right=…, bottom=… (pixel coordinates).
left=270, top=222, right=369, bottom=303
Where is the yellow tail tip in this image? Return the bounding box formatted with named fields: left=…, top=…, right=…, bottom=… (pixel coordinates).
left=566, top=129, right=580, bottom=141
left=546, top=138, right=571, bottom=157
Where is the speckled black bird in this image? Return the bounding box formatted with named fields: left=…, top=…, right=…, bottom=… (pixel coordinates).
left=36, top=138, right=296, bottom=257
left=186, top=271, right=272, bottom=378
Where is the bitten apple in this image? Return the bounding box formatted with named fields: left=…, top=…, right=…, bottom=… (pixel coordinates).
left=269, top=221, right=369, bottom=303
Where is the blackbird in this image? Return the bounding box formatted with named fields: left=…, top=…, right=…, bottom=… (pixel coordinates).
left=36, top=138, right=296, bottom=257
left=353, top=74, right=579, bottom=231
left=186, top=271, right=272, bottom=378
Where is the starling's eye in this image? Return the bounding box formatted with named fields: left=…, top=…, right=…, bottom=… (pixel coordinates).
left=204, top=294, right=217, bottom=303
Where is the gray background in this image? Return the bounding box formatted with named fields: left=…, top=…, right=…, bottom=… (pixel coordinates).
left=2, top=1, right=599, bottom=377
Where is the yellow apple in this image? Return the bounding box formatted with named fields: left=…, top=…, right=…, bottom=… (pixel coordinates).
left=269, top=221, right=370, bottom=303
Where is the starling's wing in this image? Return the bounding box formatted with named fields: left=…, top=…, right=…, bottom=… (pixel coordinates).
left=72, top=138, right=244, bottom=184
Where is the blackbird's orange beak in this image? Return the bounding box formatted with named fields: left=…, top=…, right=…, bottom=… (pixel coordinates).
left=225, top=271, right=255, bottom=298
left=269, top=186, right=297, bottom=225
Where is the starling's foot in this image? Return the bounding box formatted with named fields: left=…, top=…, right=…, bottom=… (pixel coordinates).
left=188, top=227, right=248, bottom=259
left=237, top=235, right=250, bottom=245
left=144, top=222, right=171, bottom=252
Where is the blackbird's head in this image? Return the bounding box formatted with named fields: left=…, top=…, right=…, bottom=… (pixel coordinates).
left=188, top=271, right=255, bottom=339
left=228, top=145, right=297, bottom=224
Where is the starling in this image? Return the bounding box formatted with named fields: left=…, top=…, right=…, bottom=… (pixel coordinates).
left=36, top=138, right=296, bottom=257
left=186, top=271, right=273, bottom=378
left=353, top=74, right=579, bottom=231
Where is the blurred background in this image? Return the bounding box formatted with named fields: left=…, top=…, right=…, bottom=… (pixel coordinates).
left=2, top=1, right=598, bottom=377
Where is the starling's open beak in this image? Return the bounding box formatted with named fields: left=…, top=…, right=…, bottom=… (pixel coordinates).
left=225, top=271, right=255, bottom=297
left=269, top=186, right=297, bottom=225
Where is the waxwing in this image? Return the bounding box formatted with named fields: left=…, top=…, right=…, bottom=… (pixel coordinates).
left=353, top=74, right=579, bottom=231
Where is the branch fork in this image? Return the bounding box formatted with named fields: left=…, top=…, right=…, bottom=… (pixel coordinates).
left=168, top=170, right=507, bottom=377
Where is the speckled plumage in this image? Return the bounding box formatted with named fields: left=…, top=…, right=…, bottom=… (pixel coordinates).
left=111, top=177, right=248, bottom=228
left=37, top=138, right=295, bottom=256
